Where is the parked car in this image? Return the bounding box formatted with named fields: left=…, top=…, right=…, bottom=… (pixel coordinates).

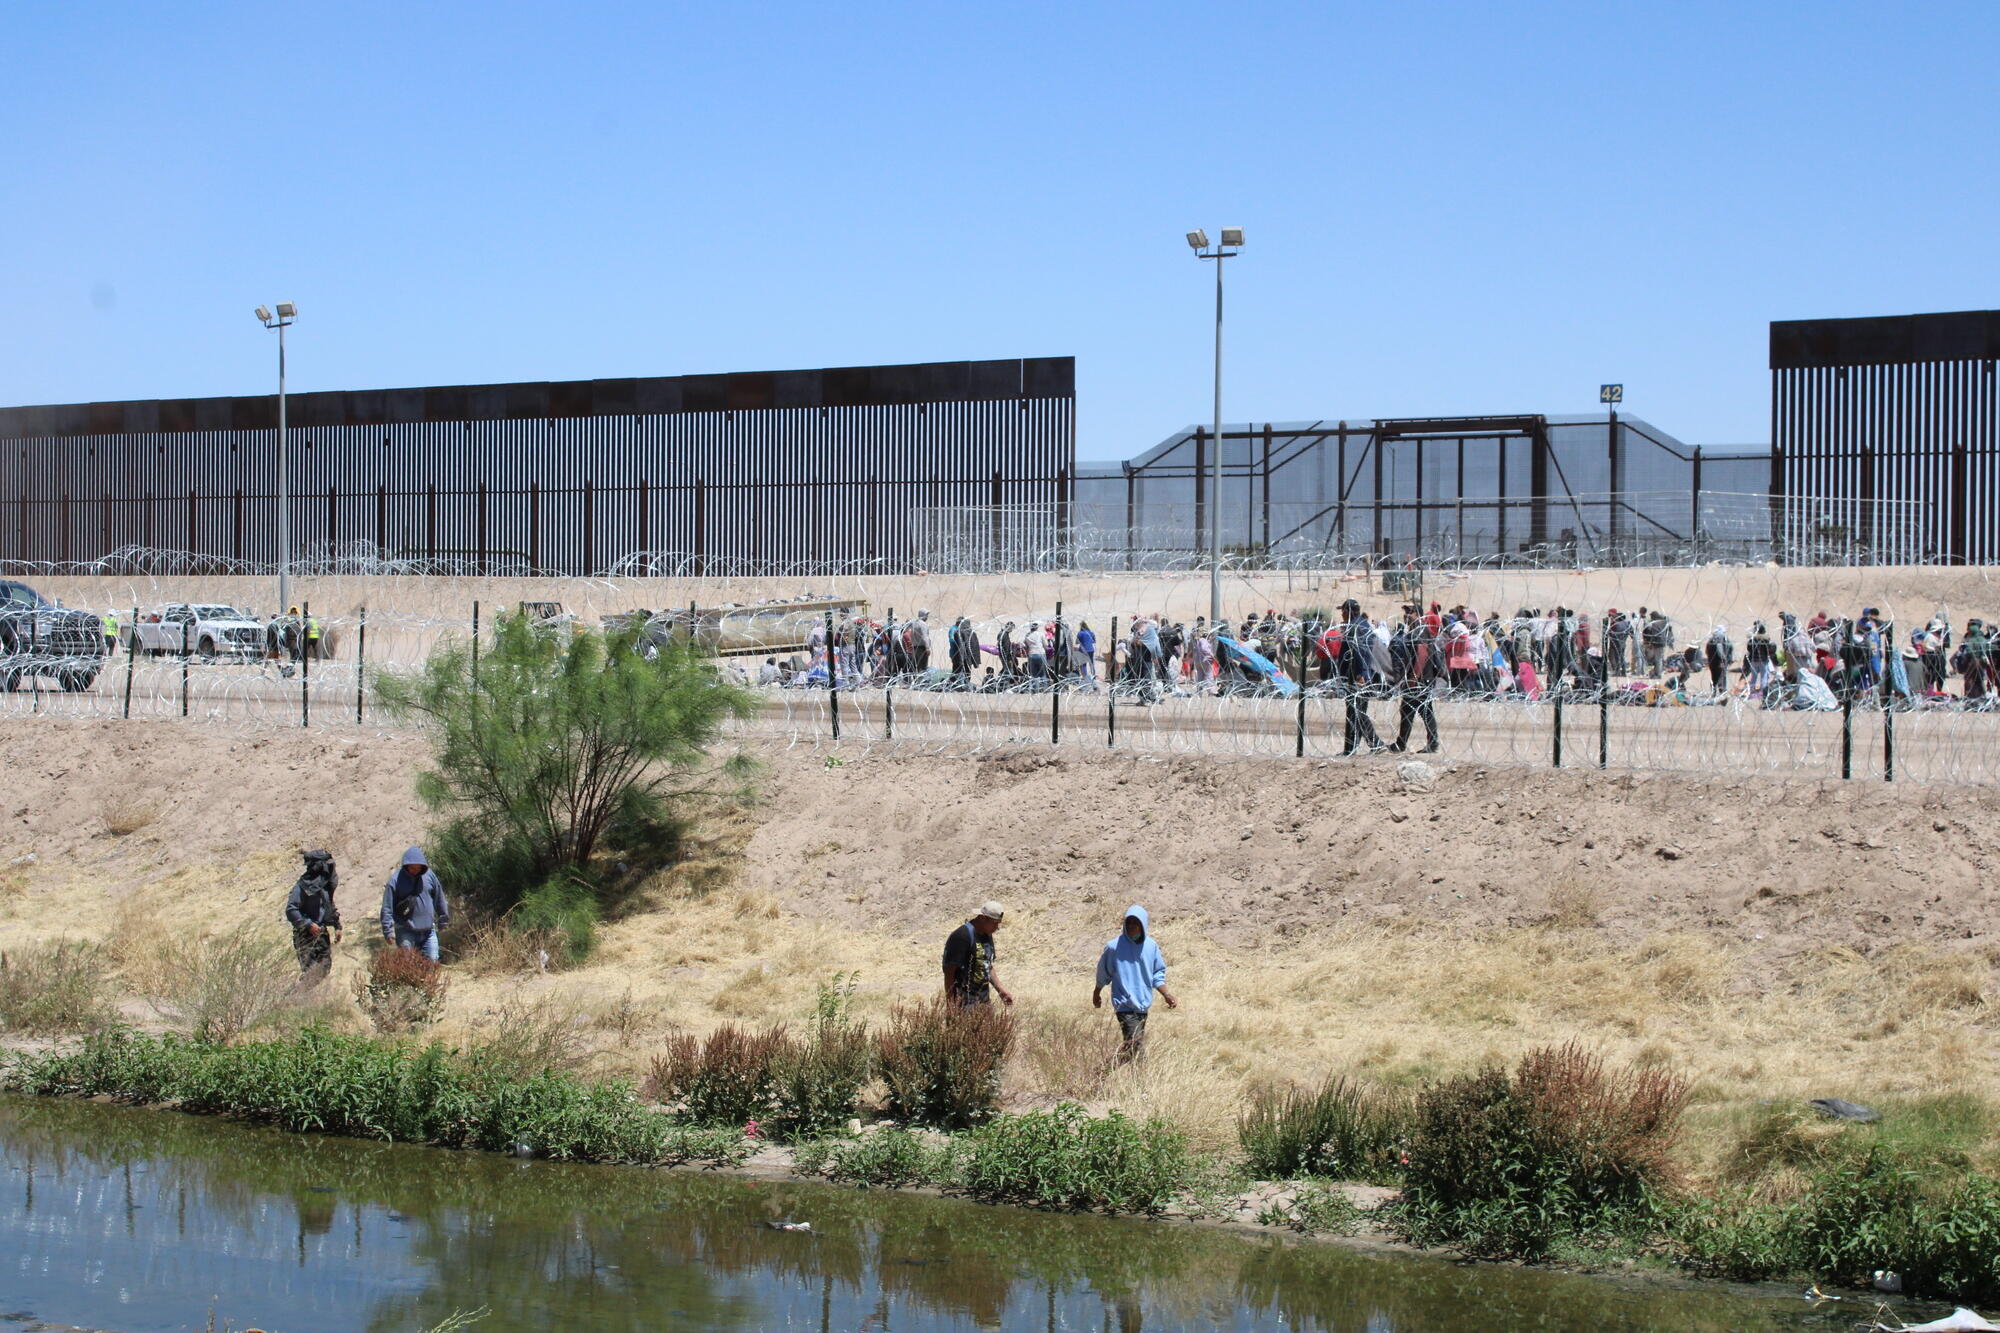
left=125, top=603, right=269, bottom=660
left=0, top=579, right=110, bottom=692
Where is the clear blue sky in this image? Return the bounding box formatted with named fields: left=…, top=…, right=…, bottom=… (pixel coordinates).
left=5, top=2, right=1994, bottom=460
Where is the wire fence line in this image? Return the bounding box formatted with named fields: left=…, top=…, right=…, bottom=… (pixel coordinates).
left=3, top=545, right=1998, bottom=786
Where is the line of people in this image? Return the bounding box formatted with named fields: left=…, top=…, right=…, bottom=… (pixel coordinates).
left=764, top=600, right=2000, bottom=715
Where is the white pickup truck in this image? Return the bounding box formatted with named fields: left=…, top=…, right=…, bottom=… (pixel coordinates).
left=125, top=604, right=268, bottom=660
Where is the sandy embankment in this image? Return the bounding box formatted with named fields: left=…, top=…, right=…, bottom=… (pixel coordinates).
left=2, top=719, right=1996, bottom=1167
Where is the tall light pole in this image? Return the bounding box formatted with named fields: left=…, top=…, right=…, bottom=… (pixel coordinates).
left=255, top=303, right=298, bottom=614
left=1186, top=228, right=1243, bottom=625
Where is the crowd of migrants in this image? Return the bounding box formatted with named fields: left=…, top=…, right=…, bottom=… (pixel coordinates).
left=754, top=602, right=2000, bottom=718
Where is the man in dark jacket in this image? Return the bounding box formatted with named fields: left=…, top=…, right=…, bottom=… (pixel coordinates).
left=942, top=901, right=1014, bottom=1008
left=285, top=848, right=341, bottom=976
left=381, top=846, right=449, bottom=961
left=1386, top=607, right=1440, bottom=753
left=1336, top=599, right=1381, bottom=755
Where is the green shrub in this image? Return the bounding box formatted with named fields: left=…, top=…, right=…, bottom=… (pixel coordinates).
left=1258, top=1184, right=1364, bottom=1236
left=770, top=976, right=872, bottom=1139
left=958, top=1102, right=1192, bottom=1216
left=646, top=1024, right=788, bottom=1126
left=2, top=1028, right=750, bottom=1170
left=1667, top=1151, right=2000, bottom=1304
left=372, top=616, right=758, bottom=912
left=0, top=940, right=117, bottom=1035
left=1393, top=1043, right=1689, bottom=1260
left=508, top=877, right=600, bottom=966
left=1238, top=1074, right=1405, bottom=1182
left=793, top=1128, right=956, bottom=1189
left=877, top=1000, right=1014, bottom=1129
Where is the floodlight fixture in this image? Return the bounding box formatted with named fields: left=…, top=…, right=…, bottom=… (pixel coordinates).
left=1219, top=227, right=1244, bottom=247
left=254, top=306, right=272, bottom=323
left=275, top=301, right=297, bottom=319
left=1186, top=229, right=1209, bottom=251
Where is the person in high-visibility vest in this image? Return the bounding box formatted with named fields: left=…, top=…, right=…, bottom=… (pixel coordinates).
left=100, top=610, right=118, bottom=654
left=306, top=614, right=322, bottom=660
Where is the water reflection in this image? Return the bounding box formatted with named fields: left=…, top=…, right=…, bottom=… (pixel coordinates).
left=0, top=1097, right=1848, bottom=1333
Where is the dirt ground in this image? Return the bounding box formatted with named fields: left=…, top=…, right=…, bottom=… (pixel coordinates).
left=3, top=719, right=1996, bottom=1168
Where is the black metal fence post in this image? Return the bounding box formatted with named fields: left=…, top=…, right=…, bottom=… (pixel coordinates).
left=29, top=611, right=40, bottom=713
left=471, top=601, right=480, bottom=682
left=301, top=601, right=311, bottom=727
left=356, top=609, right=367, bottom=725
left=1295, top=624, right=1308, bottom=758
left=1598, top=680, right=1609, bottom=770
left=180, top=618, right=189, bottom=718
left=1840, top=691, right=1854, bottom=780
left=1882, top=619, right=1896, bottom=782
left=1052, top=601, right=1062, bottom=745
left=826, top=610, right=840, bottom=741
left=122, top=604, right=136, bottom=720
left=1840, top=618, right=1855, bottom=779
left=1552, top=686, right=1564, bottom=768
left=1107, top=615, right=1118, bottom=748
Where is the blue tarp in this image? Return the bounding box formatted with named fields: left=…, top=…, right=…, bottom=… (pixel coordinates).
left=1214, top=634, right=1300, bottom=697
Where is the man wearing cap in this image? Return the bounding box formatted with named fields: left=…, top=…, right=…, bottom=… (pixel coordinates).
left=942, top=901, right=1014, bottom=1009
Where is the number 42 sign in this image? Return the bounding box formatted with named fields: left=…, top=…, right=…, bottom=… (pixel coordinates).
left=1599, top=383, right=1624, bottom=404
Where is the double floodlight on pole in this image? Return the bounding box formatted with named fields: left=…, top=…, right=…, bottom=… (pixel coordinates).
left=1186, top=227, right=1244, bottom=625
left=255, top=302, right=299, bottom=616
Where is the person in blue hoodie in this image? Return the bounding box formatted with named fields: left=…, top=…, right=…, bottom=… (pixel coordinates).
left=381, top=847, right=449, bottom=961
left=1092, top=905, right=1177, bottom=1062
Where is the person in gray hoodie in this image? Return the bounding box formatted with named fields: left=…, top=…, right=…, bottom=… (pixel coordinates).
left=381, top=846, right=449, bottom=961
left=1092, top=904, right=1177, bottom=1063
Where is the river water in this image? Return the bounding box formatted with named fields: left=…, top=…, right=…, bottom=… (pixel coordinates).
left=0, top=1097, right=1864, bottom=1333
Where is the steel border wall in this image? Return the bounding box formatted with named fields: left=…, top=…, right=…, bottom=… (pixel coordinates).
left=1772, top=312, right=2000, bottom=565
left=1, top=358, right=1077, bottom=575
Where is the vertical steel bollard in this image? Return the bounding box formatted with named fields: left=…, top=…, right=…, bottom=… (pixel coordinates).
left=1882, top=618, right=1895, bottom=782
left=122, top=604, right=137, bottom=720
left=1841, top=692, right=1853, bottom=779
left=1552, top=685, right=1563, bottom=768
left=356, top=609, right=367, bottom=725
left=1107, top=615, right=1118, bottom=748
left=1598, top=679, right=1609, bottom=770
left=826, top=610, right=840, bottom=741
left=1840, top=620, right=1854, bottom=780
left=1295, top=625, right=1308, bottom=758
left=301, top=601, right=311, bottom=728
left=1052, top=600, right=1063, bottom=745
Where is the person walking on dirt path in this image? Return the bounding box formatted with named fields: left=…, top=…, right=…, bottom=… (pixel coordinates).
left=381, top=847, right=449, bottom=962
left=285, top=848, right=342, bottom=977
left=1093, top=905, right=1177, bottom=1063
left=942, top=901, right=1014, bottom=1009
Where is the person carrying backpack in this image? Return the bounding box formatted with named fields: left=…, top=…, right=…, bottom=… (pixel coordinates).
left=285, top=848, right=342, bottom=976
left=380, top=847, right=449, bottom=961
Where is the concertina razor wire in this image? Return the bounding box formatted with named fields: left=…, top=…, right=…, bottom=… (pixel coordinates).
left=3, top=542, right=1997, bottom=786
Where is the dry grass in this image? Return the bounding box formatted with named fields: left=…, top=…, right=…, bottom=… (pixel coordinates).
left=98, top=795, right=160, bottom=837
left=2, top=808, right=1994, bottom=1184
